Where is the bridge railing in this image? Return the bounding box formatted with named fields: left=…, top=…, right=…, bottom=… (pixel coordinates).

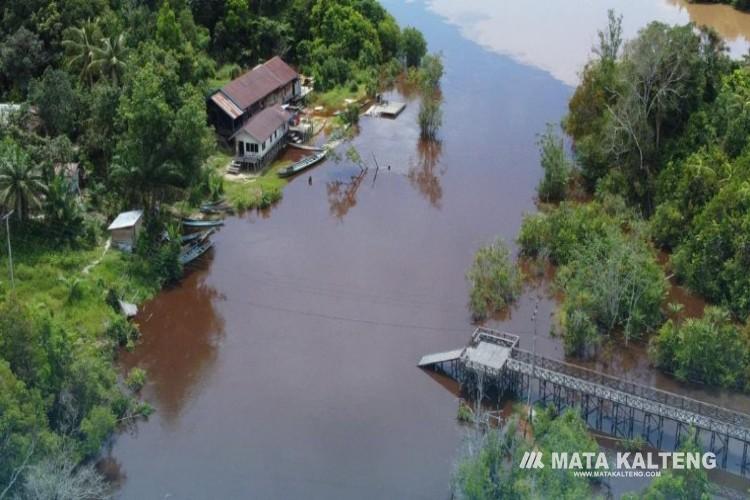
left=472, top=327, right=519, bottom=349
left=510, top=348, right=750, bottom=429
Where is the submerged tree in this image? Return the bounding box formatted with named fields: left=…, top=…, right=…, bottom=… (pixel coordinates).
left=418, top=89, right=442, bottom=140
left=536, top=124, right=571, bottom=202
left=466, top=238, right=522, bottom=321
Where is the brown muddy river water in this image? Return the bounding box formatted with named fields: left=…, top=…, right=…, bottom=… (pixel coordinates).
left=108, top=1, right=750, bottom=498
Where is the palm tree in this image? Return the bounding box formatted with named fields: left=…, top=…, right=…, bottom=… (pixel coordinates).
left=90, top=33, right=127, bottom=86
left=62, top=21, right=98, bottom=86
left=0, top=144, right=46, bottom=222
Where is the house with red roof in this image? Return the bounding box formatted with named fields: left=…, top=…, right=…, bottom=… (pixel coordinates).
left=208, top=56, right=301, bottom=169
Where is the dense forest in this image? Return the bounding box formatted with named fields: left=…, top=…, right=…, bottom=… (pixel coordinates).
left=524, top=11, right=750, bottom=388
left=0, top=0, right=427, bottom=496
left=461, top=13, right=750, bottom=496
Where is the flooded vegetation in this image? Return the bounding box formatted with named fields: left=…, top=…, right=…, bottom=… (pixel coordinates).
left=103, top=0, right=750, bottom=498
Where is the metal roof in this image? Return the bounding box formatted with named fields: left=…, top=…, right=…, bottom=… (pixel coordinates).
left=231, top=106, right=290, bottom=143
left=210, top=92, right=243, bottom=120
left=215, top=57, right=298, bottom=113
left=107, top=210, right=143, bottom=230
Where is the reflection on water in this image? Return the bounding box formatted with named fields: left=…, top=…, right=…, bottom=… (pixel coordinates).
left=408, top=139, right=445, bottom=208
left=326, top=166, right=368, bottom=219
left=109, top=0, right=750, bottom=497
left=119, top=264, right=225, bottom=423
left=669, top=0, right=750, bottom=43
left=425, top=0, right=750, bottom=86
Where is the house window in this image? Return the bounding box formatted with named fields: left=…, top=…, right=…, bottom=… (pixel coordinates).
left=249, top=143, right=258, bottom=153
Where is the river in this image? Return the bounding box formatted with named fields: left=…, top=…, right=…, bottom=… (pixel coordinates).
left=106, top=1, right=750, bottom=498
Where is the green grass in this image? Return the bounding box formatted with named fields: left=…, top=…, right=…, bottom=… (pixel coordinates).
left=0, top=233, right=161, bottom=343
left=207, top=150, right=291, bottom=211
left=309, top=83, right=366, bottom=112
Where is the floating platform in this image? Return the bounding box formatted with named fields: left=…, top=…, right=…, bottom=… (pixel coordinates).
left=366, top=101, right=406, bottom=118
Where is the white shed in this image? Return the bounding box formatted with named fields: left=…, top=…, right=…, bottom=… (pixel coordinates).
left=107, top=210, right=143, bottom=251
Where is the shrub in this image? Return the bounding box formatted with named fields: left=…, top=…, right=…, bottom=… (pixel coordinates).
left=517, top=203, right=615, bottom=265
left=536, top=124, right=571, bottom=202
left=341, top=103, right=360, bottom=126
left=466, top=238, right=522, bottom=321
left=79, top=405, right=116, bottom=456
left=401, top=27, right=426, bottom=67
left=649, top=307, right=750, bottom=388
left=672, top=177, right=750, bottom=321
left=418, top=90, right=442, bottom=140
left=557, top=233, right=666, bottom=355
left=126, top=367, right=147, bottom=392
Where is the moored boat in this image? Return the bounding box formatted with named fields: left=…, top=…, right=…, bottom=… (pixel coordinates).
left=182, top=218, right=224, bottom=228
left=277, top=150, right=327, bottom=178
left=179, top=240, right=213, bottom=265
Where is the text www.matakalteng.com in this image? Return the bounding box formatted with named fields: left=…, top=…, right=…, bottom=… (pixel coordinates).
left=572, top=470, right=662, bottom=478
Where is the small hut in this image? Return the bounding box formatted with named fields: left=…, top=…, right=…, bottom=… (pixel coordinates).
left=107, top=210, right=143, bottom=251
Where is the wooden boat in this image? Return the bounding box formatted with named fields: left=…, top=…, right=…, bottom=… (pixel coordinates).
left=199, top=200, right=231, bottom=213
left=181, top=228, right=215, bottom=244
left=277, top=150, right=327, bottom=178
left=179, top=240, right=213, bottom=265
left=288, top=143, right=324, bottom=152
left=182, top=218, right=224, bottom=228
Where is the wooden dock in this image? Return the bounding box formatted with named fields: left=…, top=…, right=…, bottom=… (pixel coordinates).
left=365, top=101, right=406, bottom=118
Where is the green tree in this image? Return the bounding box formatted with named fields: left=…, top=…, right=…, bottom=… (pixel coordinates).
left=466, top=238, right=522, bottom=321
left=419, top=52, right=444, bottom=91
left=672, top=177, right=750, bottom=320
left=28, top=68, right=82, bottom=137
left=61, top=21, right=100, bottom=86
left=649, top=307, right=749, bottom=388
left=0, top=140, right=46, bottom=222
left=43, top=175, right=84, bottom=242
left=401, top=26, right=426, bottom=67
left=536, top=124, right=572, bottom=202
left=0, top=27, right=46, bottom=96
left=89, top=32, right=127, bottom=86
left=113, top=57, right=212, bottom=212
left=558, top=231, right=666, bottom=356
left=0, top=360, right=53, bottom=496
left=623, top=428, right=710, bottom=499
left=453, top=408, right=598, bottom=499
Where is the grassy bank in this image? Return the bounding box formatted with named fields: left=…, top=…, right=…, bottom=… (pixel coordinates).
left=205, top=151, right=290, bottom=211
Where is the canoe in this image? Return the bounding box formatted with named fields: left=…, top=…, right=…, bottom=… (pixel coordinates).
left=200, top=200, right=231, bottom=213
left=288, top=143, right=324, bottom=152
left=182, top=218, right=224, bottom=228
left=179, top=240, right=213, bottom=265
left=181, top=228, right=215, bottom=244
left=277, top=150, right=327, bottom=178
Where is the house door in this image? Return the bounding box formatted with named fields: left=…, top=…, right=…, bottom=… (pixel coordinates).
left=238, top=141, right=244, bottom=156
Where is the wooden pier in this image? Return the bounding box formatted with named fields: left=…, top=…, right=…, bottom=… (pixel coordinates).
left=420, top=328, right=750, bottom=476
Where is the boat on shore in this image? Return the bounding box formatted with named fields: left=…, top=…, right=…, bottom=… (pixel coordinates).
left=179, top=240, right=214, bottom=265
left=288, top=143, right=325, bottom=152
left=181, top=228, right=216, bottom=244
left=182, top=218, right=224, bottom=228
left=277, top=150, right=327, bottom=178
left=200, top=200, right=231, bottom=214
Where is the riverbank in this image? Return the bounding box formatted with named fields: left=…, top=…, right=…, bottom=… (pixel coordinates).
left=104, top=1, right=750, bottom=498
